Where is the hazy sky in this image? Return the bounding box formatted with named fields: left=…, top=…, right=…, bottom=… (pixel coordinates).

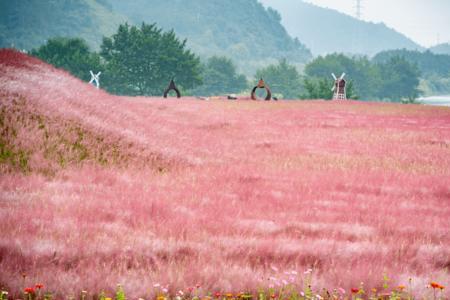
left=262, top=0, right=450, bottom=47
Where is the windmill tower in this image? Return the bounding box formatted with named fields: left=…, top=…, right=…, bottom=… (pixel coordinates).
left=331, top=73, right=347, bottom=100
left=89, top=70, right=101, bottom=89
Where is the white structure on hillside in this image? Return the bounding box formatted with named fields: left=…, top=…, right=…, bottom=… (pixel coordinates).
left=89, top=70, right=101, bottom=89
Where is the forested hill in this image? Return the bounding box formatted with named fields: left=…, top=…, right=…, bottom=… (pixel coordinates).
left=429, top=43, right=450, bottom=56
left=260, top=0, right=423, bottom=57
left=0, top=0, right=126, bottom=50
left=105, top=0, right=312, bottom=73
left=0, top=0, right=312, bottom=75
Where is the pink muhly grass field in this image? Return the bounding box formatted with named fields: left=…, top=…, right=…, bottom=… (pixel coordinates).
left=0, top=49, right=449, bottom=298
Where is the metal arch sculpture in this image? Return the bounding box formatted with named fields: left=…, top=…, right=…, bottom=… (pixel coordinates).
left=251, top=78, right=272, bottom=101
left=163, top=79, right=181, bottom=98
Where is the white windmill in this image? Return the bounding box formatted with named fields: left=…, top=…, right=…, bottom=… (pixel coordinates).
left=331, top=73, right=347, bottom=100
left=89, top=70, right=101, bottom=89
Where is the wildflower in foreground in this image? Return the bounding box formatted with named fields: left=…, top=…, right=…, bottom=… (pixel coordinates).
left=24, top=287, right=35, bottom=294
left=397, top=285, right=406, bottom=291
left=35, top=283, right=44, bottom=289
left=430, top=282, right=445, bottom=290
left=351, top=288, right=359, bottom=294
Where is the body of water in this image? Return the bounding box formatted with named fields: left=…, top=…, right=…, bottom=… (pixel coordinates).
left=418, top=95, right=450, bottom=107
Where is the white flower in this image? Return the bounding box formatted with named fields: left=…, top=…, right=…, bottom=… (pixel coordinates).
left=316, top=295, right=323, bottom=300
left=178, top=290, right=184, bottom=296
left=282, top=280, right=288, bottom=286
left=291, top=271, right=298, bottom=275
left=271, top=266, right=279, bottom=272
left=153, top=283, right=161, bottom=288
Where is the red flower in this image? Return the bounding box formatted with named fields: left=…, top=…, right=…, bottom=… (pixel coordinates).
left=430, top=282, right=442, bottom=289
left=215, top=292, right=221, bottom=298
left=270, top=294, right=276, bottom=299
left=24, top=287, right=35, bottom=294
left=35, top=283, right=44, bottom=289
left=351, top=288, right=359, bottom=294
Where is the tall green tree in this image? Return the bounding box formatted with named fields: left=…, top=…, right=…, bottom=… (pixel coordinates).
left=30, top=37, right=102, bottom=82
left=304, top=54, right=378, bottom=99
left=254, top=59, right=303, bottom=99
left=377, top=56, right=421, bottom=102
left=100, top=23, right=202, bottom=96
left=191, top=56, right=247, bottom=96
left=300, top=78, right=358, bottom=100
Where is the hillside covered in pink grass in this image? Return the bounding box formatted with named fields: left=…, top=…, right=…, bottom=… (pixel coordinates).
left=0, top=49, right=449, bottom=299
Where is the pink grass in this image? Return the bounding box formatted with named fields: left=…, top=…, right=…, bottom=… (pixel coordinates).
left=1, top=49, right=449, bottom=298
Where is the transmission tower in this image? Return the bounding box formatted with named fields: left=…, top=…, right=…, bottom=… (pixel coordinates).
left=355, top=0, right=362, bottom=19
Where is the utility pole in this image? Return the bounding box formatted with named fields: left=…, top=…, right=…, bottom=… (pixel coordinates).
left=355, top=0, right=362, bottom=19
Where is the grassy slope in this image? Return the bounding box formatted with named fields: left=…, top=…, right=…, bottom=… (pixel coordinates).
left=0, top=50, right=449, bottom=299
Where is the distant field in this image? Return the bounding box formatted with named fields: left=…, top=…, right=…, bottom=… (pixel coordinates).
left=1, top=49, right=449, bottom=299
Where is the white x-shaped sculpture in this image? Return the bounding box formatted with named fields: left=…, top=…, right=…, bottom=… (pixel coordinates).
left=89, top=70, right=101, bottom=89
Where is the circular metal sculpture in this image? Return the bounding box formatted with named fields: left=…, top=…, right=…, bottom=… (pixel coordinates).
left=251, top=78, right=272, bottom=101
left=163, top=79, right=181, bottom=98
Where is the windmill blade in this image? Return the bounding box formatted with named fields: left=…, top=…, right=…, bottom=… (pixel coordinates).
left=97, top=72, right=102, bottom=76
left=90, top=70, right=94, bottom=77
left=331, top=85, right=336, bottom=92
left=331, top=73, right=337, bottom=80
left=340, top=73, right=346, bottom=80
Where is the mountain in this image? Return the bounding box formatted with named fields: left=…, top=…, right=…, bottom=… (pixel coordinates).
left=0, top=0, right=127, bottom=50
left=0, top=0, right=312, bottom=75
left=105, top=0, right=312, bottom=74
left=373, top=49, right=450, bottom=77
left=259, top=0, right=423, bottom=57
left=429, top=43, right=450, bottom=55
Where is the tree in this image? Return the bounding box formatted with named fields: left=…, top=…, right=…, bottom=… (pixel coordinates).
left=300, top=78, right=358, bottom=100
left=100, top=23, right=202, bottom=96
left=304, top=54, right=378, bottom=100
left=377, top=56, right=421, bottom=102
left=191, top=56, right=247, bottom=96
left=30, top=37, right=102, bottom=82
left=254, top=59, right=303, bottom=99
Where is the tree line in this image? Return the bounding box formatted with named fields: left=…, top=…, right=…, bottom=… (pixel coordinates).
left=31, top=22, right=427, bottom=102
